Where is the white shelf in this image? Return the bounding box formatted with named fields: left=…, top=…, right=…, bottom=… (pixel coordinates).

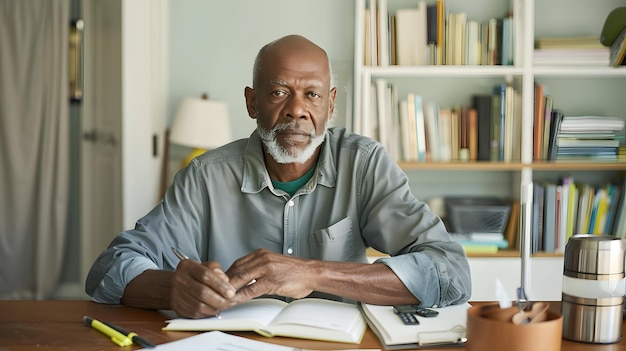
left=532, top=66, right=626, bottom=77
left=363, top=65, right=525, bottom=78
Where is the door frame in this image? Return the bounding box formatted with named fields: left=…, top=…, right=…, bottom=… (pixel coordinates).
left=78, top=0, right=168, bottom=297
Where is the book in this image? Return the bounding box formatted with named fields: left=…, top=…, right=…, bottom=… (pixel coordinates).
left=468, top=108, right=478, bottom=160
left=493, top=83, right=507, bottom=161
left=426, top=4, right=438, bottom=64
left=377, top=0, right=389, bottom=66
left=458, top=244, right=499, bottom=254
left=395, top=5, right=427, bottom=65
left=535, top=35, right=604, bottom=49
left=547, top=110, right=564, bottom=160
left=406, top=93, right=418, bottom=161
left=163, top=298, right=367, bottom=344
left=449, top=232, right=505, bottom=242
left=438, top=108, right=452, bottom=162
left=504, top=200, right=520, bottom=250
left=436, top=0, right=444, bottom=65
left=452, top=238, right=509, bottom=254
left=459, top=106, right=470, bottom=161
left=613, top=177, right=626, bottom=237
left=532, top=183, right=544, bottom=254
left=543, top=184, right=557, bottom=253
left=360, top=302, right=471, bottom=349
left=414, top=94, right=427, bottom=162
left=471, top=94, right=493, bottom=161
left=533, top=84, right=545, bottom=161
left=541, top=95, right=554, bottom=160
left=423, top=101, right=440, bottom=161
left=556, top=138, right=619, bottom=148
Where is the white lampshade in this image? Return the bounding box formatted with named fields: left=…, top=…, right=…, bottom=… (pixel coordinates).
left=169, top=96, right=232, bottom=149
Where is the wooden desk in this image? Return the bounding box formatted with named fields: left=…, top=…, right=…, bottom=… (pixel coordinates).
left=0, top=300, right=625, bottom=350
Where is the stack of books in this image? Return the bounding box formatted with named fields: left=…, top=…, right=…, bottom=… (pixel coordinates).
left=554, top=116, right=625, bottom=161
left=534, top=36, right=610, bottom=66
left=533, top=177, right=626, bottom=253
left=448, top=232, right=509, bottom=254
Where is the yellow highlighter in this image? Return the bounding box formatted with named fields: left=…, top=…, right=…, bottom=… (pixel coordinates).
left=84, top=316, right=133, bottom=347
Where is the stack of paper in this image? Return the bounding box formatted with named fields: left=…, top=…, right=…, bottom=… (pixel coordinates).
left=554, top=116, right=625, bottom=161
left=147, top=331, right=381, bottom=351
left=534, top=36, right=609, bottom=66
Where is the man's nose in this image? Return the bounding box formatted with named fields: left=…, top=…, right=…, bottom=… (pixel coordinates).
left=284, top=95, right=308, bottom=119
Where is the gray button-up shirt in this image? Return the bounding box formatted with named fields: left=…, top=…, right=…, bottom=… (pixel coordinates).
left=85, top=128, right=471, bottom=307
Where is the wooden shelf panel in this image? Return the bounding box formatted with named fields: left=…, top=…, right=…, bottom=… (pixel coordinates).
left=367, top=248, right=564, bottom=259
left=398, top=162, right=524, bottom=171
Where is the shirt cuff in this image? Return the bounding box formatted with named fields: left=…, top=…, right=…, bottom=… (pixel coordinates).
left=91, top=256, right=159, bottom=304
left=375, top=253, right=442, bottom=307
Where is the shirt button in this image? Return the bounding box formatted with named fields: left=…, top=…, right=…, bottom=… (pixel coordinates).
left=287, top=247, right=293, bottom=254
left=288, top=200, right=294, bottom=207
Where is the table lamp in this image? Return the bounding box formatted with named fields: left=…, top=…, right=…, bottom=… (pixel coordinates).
left=169, top=93, right=232, bottom=167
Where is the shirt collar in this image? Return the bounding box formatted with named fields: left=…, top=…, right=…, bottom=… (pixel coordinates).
left=240, top=129, right=337, bottom=194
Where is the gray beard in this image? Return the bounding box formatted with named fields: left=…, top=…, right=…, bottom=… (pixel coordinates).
left=256, top=120, right=326, bottom=164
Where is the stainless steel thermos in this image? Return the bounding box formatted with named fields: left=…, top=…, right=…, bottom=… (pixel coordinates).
left=562, top=234, right=626, bottom=344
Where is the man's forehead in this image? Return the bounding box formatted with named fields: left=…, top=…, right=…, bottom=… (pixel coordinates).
left=266, top=77, right=326, bottom=89
left=261, top=60, right=330, bottom=87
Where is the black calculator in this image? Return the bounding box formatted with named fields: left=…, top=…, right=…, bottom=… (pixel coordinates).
left=394, top=310, right=420, bottom=325
left=393, top=304, right=439, bottom=323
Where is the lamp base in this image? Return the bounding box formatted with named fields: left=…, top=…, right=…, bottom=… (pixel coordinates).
left=181, top=148, right=207, bottom=168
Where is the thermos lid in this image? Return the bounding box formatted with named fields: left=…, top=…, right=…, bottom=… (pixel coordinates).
left=563, top=234, right=626, bottom=276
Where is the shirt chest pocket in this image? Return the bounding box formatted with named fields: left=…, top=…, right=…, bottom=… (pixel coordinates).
left=310, top=217, right=365, bottom=262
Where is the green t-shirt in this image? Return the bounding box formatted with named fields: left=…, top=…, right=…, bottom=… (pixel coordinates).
left=271, top=166, right=316, bottom=197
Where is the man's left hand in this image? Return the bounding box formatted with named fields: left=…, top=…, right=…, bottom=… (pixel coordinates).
left=225, top=248, right=315, bottom=302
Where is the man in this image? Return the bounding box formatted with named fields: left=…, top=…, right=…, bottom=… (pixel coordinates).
left=85, top=35, right=471, bottom=318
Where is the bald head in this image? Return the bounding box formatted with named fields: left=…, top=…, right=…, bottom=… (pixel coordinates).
left=252, top=35, right=333, bottom=90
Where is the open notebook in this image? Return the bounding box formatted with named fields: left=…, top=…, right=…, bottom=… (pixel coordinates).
left=163, top=298, right=366, bottom=344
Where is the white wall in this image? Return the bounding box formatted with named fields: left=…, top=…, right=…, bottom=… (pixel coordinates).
left=168, top=0, right=356, bottom=143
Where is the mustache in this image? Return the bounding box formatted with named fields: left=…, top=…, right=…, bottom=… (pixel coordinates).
left=263, top=121, right=315, bottom=138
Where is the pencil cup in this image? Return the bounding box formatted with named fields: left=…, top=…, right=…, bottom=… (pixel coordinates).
left=466, top=303, right=562, bottom=351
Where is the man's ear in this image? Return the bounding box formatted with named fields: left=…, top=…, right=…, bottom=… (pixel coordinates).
left=244, top=86, right=257, bottom=119
left=328, top=87, right=337, bottom=120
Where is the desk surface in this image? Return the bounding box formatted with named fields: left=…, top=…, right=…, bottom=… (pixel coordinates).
left=0, top=300, right=624, bottom=350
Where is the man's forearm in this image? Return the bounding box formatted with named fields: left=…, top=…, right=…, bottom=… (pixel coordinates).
left=314, top=261, right=419, bottom=305
left=121, top=270, right=174, bottom=310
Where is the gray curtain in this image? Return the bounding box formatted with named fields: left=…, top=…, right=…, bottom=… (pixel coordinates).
left=0, top=0, right=70, bottom=299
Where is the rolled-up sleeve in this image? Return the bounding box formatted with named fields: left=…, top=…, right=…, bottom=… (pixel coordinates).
left=375, top=242, right=471, bottom=307
left=355, top=142, right=471, bottom=307
left=90, top=256, right=159, bottom=304
left=85, top=161, right=209, bottom=304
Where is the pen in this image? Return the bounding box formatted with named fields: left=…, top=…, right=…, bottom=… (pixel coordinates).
left=83, top=315, right=132, bottom=347
left=101, top=320, right=156, bottom=349
left=171, top=247, right=222, bottom=319
left=171, top=246, right=189, bottom=261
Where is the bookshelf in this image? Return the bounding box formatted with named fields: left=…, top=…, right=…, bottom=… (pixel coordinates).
left=354, top=0, right=626, bottom=301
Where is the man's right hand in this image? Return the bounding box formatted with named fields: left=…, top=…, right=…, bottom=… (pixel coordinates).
left=170, top=259, right=237, bottom=318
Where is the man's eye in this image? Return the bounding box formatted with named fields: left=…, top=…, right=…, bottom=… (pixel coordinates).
left=272, top=90, right=287, bottom=97
left=308, top=92, right=321, bottom=98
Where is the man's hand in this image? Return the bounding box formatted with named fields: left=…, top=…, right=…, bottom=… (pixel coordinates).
left=225, top=248, right=315, bottom=303
left=170, top=259, right=237, bottom=318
